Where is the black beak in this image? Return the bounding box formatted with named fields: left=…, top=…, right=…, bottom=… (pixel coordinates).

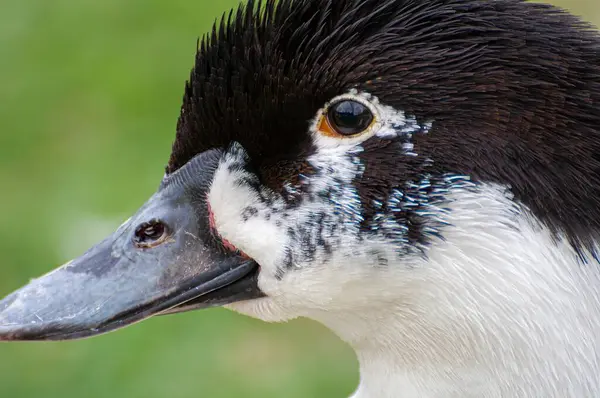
left=0, top=149, right=264, bottom=341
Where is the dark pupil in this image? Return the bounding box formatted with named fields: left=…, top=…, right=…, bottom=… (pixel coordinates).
left=329, top=100, right=373, bottom=135
left=134, top=221, right=165, bottom=243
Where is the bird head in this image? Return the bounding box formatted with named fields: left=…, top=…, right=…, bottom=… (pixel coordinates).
left=1, top=0, right=600, bottom=342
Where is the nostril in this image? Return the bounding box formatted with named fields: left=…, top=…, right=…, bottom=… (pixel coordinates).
left=133, top=219, right=169, bottom=248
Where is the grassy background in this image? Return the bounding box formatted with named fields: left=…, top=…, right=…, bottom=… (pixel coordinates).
left=0, top=1, right=598, bottom=397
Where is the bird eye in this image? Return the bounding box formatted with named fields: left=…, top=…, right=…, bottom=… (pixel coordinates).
left=319, top=99, right=375, bottom=137
left=133, top=220, right=169, bottom=248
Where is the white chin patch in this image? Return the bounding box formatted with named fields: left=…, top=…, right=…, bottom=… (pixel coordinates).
left=206, top=143, right=287, bottom=273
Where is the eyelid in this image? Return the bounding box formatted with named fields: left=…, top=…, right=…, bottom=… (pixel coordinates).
left=317, top=112, right=340, bottom=137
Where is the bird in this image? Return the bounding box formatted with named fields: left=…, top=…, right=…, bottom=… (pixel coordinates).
left=2, top=0, right=600, bottom=396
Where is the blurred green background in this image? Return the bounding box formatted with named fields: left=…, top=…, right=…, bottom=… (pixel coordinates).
left=0, top=1, right=598, bottom=397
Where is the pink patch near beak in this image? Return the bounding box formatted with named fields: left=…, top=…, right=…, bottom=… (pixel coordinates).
left=207, top=199, right=249, bottom=257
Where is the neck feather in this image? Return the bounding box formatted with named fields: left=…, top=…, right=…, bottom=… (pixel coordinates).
left=312, top=184, right=600, bottom=398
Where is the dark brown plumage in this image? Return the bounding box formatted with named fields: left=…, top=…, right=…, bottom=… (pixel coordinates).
left=168, top=0, right=600, bottom=256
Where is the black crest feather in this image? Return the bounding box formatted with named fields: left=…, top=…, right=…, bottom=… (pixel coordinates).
left=168, top=0, right=405, bottom=173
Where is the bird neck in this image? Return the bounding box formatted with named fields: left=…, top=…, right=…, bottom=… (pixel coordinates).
left=316, top=304, right=492, bottom=398
left=308, top=184, right=600, bottom=397
left=350, top=350, right=430, bottom=398
left=318, top=291, right=600, bottom=398
left=349, top=349, right=479, bottom=398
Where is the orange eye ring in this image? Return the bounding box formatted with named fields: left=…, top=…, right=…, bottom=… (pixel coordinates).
left=318, top=111, right=341, bottom=137
left=318, top=99, right=376, bottom=138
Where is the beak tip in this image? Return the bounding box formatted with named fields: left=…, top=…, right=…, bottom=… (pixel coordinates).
left=0, top=291, right=48, bottom=341
left=0, top=329, right=18, bottom=342
left=0, top=299, right=17, bottom=341
left=0, top=319, right=27, bottom=341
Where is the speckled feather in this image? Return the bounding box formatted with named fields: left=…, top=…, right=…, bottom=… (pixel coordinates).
left=168, top=0, right=600, bottom=257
